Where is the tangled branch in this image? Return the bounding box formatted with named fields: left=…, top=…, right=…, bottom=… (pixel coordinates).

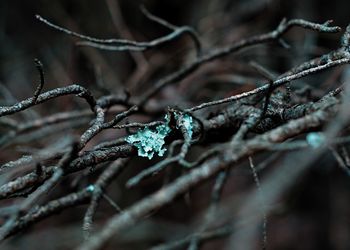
left=1, top=6, right=350, bottom=250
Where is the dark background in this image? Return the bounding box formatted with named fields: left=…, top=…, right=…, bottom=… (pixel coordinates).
left=1, top=0, right=350, bottom=249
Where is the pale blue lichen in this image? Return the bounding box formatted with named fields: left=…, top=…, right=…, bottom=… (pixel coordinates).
left=306, top=132, right=325, bottom=148
left=126, top=113, right=195, bottom=159
left=174, top=113, right=193, bottom=141
left=125, top=115, right=171, bottom=159
left=86, top=184, right=95, bottom=192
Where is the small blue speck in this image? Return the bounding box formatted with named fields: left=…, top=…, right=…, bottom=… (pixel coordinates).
left=86, top=185, right=95, bottom=192
left=306, top=132, right=325, bottom=148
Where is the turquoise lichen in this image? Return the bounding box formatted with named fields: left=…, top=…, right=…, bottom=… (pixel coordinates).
left=86, top=184, right=95, bottom=192
left=125, top=115, right=171, bottom=159
left=178, top=113, right=193, bottom=140
left=306, top=132, right=325, bottom=148
left=126, top=113, right=194, bottom=159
